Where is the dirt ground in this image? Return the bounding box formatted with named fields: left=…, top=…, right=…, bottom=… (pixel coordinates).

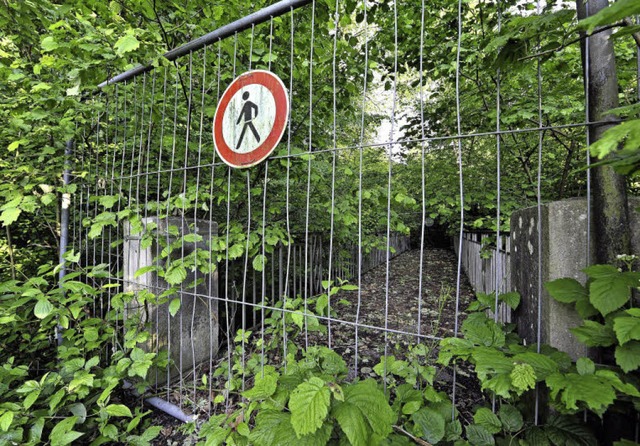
left=149, top=248, right=484, bottom=444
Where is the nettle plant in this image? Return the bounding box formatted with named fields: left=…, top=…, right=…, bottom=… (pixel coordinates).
left=199, top=346, right=397, bottom=446
left=544, top=257, right=640, bottom=406
left=438, top=263, right=640, bottom=445
left=0, top=255, right=165, bottom=446
left=545, top=256, right=640, bottom=374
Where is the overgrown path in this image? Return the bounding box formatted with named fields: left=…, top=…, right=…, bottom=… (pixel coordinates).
left=151, top=248, right=481, bottom=442
left=311, top=247, right=477, bottom=367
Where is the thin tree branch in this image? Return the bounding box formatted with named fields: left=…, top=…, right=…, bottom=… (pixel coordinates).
left=622, top=17, right=640, bottom=49
left=392, top=425, right=432, bottom=446
left=149, top=0, right=189, bottom=104
left=518, top=21, right=628, bottom=62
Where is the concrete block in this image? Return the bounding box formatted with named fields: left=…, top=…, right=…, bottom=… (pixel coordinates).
left=511, top=198, right=639, bottom=360
left=123, top=216, right=218, bottom=384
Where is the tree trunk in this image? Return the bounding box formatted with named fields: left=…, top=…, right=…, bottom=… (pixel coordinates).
left=576, top=0, right=631, bottom=264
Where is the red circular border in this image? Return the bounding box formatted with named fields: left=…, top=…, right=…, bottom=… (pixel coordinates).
left=213, top=70, right=289, bottom=168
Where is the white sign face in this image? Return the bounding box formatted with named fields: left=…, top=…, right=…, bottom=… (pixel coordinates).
left=213, top=70, right=289, bottom=169
left=221, top=84, right=277, bottom=154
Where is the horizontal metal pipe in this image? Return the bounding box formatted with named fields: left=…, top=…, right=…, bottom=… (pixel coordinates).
left=144, top=396, right=195, bottom=423
left=122, top=380, right=195, bottom=423
left=98, top=0, right=312, bottom=88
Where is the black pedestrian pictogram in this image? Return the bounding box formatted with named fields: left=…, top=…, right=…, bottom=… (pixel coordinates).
left=236, top=91, right=261, bottom=150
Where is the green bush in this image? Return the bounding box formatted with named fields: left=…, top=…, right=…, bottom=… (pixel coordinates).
left=0, top=258, right=164, bottom=445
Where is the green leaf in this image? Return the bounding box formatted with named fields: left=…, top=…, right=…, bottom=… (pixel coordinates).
left=498, top=292, right=520, bottom=310
left=575, top=298, right=599, bottom=319
left=576, top=357, right=595, bottom=375
left=272, top=414, right=333, bottom=446
left=253, top=254, right=267, bottom=272
left=49, top=389, right=66, bottom=411
left=41, top=36, right=59, bottom=51
left=614, top=440, right=640, bottom=446
left=546, top=373, right=616, bottom=412
left=473, top=408, right=501, bottom=435
left=512, top=352, right=558, bottom=379
left=291, top=311, right=304, bottom=329
left=169, top=298, right=181, bottom=317
left=68, top=403, right=87, bottom=423
left=584, top=264, right=619, bottom=279
left=106, top=404, right=133, bottom=417
left=613, top=316, right=640, bottom=345
left=333, top=401, right=371, bottom=446
left=578, top=0, right=640, bottom=34
left=243, top=374, right=278, bottom=400
left=413, top=407, right=445, bottom=444
left=66, top=85, right=80, bottom=96
left=34, top=298, right=54, bottom=319
left=615, top=341, right=640, bottom=373
left=589, top=275, right=630, bottom=316
left=165, top=264, right=187, bottom=285
left=315, top=294, right=328, bottom=316
left=140, top=425, right=162, bottom=442
left=29, top=417, right=45, bottom=443
left=128, top=348, right=153, bottom=379
left=250, top=411, right=288, bottom=446
left=23, top=389, right=41, bottom=409
left=545, top=414, right=598, bottom=446
left=570, top=320, right=616, bottom=347
left=50, top=416, right=84, bottom=446
left=510, top=363, right=536, bottom=393
left=0, top=411, right=14, bottom=432
left=328, top=382, right=345, bottom=401
left=0, top=208, right=21, bottom=226
left=114, top=33, right=140, bottom=55
left=289, top=377, right=331, bottom=437
left=498, top=405, right=523, bottom=433
left=7, top=141, right=20, bottom=151
left=228, top=243, right=245, bottom=259
left=343, top=380, right=395, bottom=438
left=466, top=424, right=495, bottom=446
left=545, top=278, right=587, bottom=304
left=69, top=370, right=94, bottom=392
left=237, top=422, right=250, bottom=437
left=134, top=265, right=158, bottom=278
left=462, top=317, right=505, bottom=348
left=401, top=400, right=421, bottom=415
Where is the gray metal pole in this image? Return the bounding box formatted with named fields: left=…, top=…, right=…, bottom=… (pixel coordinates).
left=98, top=0, right=312, bottom=89
left=57, top=139, right=73, bottom=345
left=58, top=140, right=73, bottom=273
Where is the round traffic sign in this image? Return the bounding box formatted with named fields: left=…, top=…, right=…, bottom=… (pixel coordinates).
left=213, top=70, right=289, bottom=168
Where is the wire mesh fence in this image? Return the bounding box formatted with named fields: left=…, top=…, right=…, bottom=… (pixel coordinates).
left=67, top=0, right=639, bottom=428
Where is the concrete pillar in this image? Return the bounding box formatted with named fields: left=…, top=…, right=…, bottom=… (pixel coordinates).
left=123, top=216, right=218, bottom=383
left=511, top=198, right=639, bottom=360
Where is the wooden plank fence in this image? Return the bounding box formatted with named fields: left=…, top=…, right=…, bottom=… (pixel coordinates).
left=454, top=232, right=511, bottom=322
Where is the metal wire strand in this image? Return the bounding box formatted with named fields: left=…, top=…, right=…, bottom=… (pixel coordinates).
left=452, top=0, right=465, bottom=413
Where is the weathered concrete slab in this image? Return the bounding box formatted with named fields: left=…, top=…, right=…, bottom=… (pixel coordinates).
left=511, top=198, right=639, bottom=360
left=123, top=216, right=218, bottom=384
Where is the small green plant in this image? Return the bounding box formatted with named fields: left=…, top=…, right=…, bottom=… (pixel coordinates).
left=544, top=259, right=640, bottom=411
left=199, top=346, right=397, bottom=446
left=0, top=258, right=164, bottom=445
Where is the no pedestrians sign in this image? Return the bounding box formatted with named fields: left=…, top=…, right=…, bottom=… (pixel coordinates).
left=213, top=70, right=289, bottom=168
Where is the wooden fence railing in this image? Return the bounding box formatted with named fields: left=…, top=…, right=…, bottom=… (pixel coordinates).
left=453, top=231, right=512, bottom=322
